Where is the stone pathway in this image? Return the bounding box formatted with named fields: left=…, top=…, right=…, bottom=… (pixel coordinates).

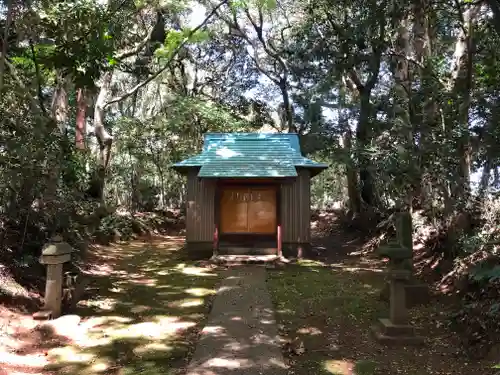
left=185, top=266, right=287, bottom=375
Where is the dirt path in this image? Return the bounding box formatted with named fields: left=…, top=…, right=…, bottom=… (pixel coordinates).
left=2, top=236, right=220, bottom=375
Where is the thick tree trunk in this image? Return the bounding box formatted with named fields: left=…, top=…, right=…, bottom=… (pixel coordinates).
left=393, top=15, right=414, bottom=210
left=448, top=4, right=480, bottom=210
left=412, top=0, right=439, bottom=209
left=44, top=72, right=70, bottom=206
left=356, top=91, right=377, bottom=206
left=91, top=72, right=114, bottom=202
left=279, top=79, right=296, bottom=133
left=343, top=126, right=361, bottom=214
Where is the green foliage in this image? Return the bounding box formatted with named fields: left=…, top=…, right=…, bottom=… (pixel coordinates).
left=38, top=0, right=115, bottom=86
left=470, top=265, right=500, bottom=283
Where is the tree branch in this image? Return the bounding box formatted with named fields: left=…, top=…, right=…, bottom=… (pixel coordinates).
left=105, top=0, right=227, bottom=107
left=114, top=30, right=152, bottom=61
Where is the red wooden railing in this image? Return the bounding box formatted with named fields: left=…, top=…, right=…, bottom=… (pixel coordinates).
left=213, top=224, right=219, bottom=257
left=277, top=224, right=282, bottom=258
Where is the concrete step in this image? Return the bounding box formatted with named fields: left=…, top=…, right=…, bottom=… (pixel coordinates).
left=218, top=247, right=278, bottom=256
left=211, top=254, right=288, bottom=267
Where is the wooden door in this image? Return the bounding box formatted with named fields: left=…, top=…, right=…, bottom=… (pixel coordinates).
left=220, top=187, right=248, bottom=233
left=247, top=187, right=276, bottom=233
left=219, top=186, right=277, bottom=234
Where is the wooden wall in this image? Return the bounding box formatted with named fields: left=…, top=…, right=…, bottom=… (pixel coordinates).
left=185, top=168, right=311, bottom=245
left=186, top=169, right=215, bottom=243
left=280, top=169, right=311, bottom=243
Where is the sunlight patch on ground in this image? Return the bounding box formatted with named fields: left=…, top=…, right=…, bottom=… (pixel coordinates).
left=185, top=287, right=217, bottom=296
left=0, top=352, right=48, bottom=368
left=206, top=357, right=251, bottom=368
left=323, top=359, right=354, bottom=374
left=182, top=266, right=218, bottom=277
left=48, top=347, right=96, bottom=365
left=110, top=316, right=196, bottom=340
left=296, top=259, right=326, bottom=267
left=168, top=297, right=205, bottom=308
left=129, top=278, right=157, bottom=286
left=79, top=298, right=117, bottom=311
left=132, top=342, right=174, bottom=356
left=42, top=239, right=221, bottom=374
left=297, top=326, right=322, bottom=335
left=88, top=360, right=112, bottom=373
left=330, top=265, right=384, bottom=273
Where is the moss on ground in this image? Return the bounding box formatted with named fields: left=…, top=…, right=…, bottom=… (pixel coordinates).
left=267, top=258, right=495, bottom=375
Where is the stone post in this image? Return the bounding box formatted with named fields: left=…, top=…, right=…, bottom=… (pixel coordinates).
left=379, top=211, right=429, bottom=307
left=389, top=270, right=410, bottom=325
left=34, top=236, right=73, bottom=320
left=371, top=241, right=424, bottom=345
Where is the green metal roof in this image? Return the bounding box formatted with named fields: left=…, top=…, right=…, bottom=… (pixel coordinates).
left=172, top=133, right=328, bottom=178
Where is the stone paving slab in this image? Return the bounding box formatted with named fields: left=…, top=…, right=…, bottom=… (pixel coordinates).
left=185, top=266, right=287, bottom=375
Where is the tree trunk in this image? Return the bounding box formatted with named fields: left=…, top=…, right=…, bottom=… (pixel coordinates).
left=478, top=158, right=492, bottom=201
left=90, top=72, right=114, bottom=202
left=44, top=72, right=70, bottom=206
left=279, top=79, right=296, bottom=133
left=412, top=0, right=439, bottom=209
left=449, top=4, right=480, bottom=210
left=75, top=88, right=87, bottom=150
left=339, top=80, right=361, bottom=214
left=393, top=14, right=414, bottom=210
left=0, top=0, right=14, bottom=92
left=343, top=126, right=361, bottom=214
left=356, top=90, right=377, bottom=206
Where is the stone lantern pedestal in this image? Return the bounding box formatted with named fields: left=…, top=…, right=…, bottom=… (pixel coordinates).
left=33, top=236, right=73, bottom=320
left=371, top=241, right=424, bottom=345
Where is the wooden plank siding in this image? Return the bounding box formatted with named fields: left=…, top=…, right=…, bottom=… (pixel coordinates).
left=185, top=169, right=311, bottom=245
left=280, top=169, right=311, bottom=244
left=186, top=169, right=215, bottom=243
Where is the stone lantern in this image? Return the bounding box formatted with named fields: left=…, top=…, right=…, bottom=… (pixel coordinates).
left=371, top=240, right=424, bottom=345
left=34, top=235, right=73, bottom=320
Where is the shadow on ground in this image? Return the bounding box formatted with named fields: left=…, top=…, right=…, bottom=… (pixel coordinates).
left=266, top=218, right=497, bottom=375
left=30, top=236, right=220, bottom=375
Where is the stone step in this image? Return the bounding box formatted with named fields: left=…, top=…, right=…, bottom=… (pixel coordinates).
left=218, top=247, right=278, bottom=256
left=211, top=254, right=288, bottom=267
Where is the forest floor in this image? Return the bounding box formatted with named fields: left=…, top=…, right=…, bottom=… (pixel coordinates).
left=1, top=212, right=499, bottom=375
left=0, top=235, right=221, bottom=375
left=267, top=212, right=498, bottom=375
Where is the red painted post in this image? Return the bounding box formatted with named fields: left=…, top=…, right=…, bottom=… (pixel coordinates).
left=213, top=225, right=219, bottom=257
left=277, top=224, right=282, bottom=258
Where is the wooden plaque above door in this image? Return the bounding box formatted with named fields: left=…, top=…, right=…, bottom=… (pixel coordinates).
left=220, top=186, right=277, bottom=234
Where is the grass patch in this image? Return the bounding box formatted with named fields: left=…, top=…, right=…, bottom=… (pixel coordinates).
left=45, top=237, right=220, bottom=375
left=267, top=259, right=494, bottom=375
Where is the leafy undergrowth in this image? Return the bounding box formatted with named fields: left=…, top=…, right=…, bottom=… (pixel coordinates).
left=267, top=256, right=498, bottom=375
left=2, top=236, right=219, bottom=375
left=93, top=209, right=185, bottom=245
